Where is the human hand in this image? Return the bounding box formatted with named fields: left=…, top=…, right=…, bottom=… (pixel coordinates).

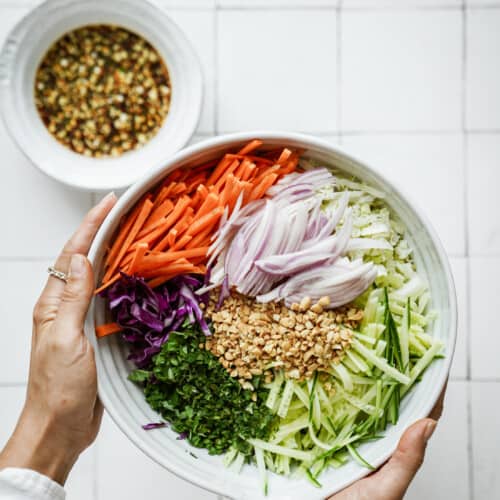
left=328, top=387, right=446, bottom=500
left=0, top=193, right=117, bottom=485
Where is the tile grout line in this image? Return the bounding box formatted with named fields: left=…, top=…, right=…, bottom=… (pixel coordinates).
left=217, top=4, right=465, bottom=12
left=467, top=380, right=475, bottom=500
left=462, top=0, right=470, bottom=260
left=461, top=4, right=474, bottom=499
left=213, top=4, right=219, bottom=135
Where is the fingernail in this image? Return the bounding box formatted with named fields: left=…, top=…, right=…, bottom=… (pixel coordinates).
left=100, top=191, right=116, bottom=204
left=69, top=254, right=86, bottom=277
left=423, top=420, right=437, bottom=441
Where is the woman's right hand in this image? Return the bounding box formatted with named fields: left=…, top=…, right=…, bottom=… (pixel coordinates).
left=328, top=388, right=445, bottom=500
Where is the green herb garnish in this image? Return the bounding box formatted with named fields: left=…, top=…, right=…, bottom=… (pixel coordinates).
left=130, top=323, right=275, bottom=456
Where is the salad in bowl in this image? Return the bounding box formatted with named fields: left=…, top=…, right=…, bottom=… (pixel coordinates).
left=87, top=132, right=456, bottom=499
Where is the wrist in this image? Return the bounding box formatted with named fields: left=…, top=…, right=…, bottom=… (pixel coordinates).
left=0, top=408, right=78, bottom=485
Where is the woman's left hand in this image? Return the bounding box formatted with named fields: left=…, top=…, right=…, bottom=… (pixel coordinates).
left=0, top=193, right=117, bottom=485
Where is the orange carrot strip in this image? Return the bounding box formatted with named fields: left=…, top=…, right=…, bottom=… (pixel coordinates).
left=195, top=192, right=219, bottom=219
left=234, top=158, right=252, bottom=179
left=95, top=322, right=122, bottom=338
left=170, top=182, right=187, bottom=196
left=136, top=247, right=208, bottom=271
left=241, top=162, right=257, bottom=182
left=198, top=184, right=209, bottom=198
left=165, top=169, right=184, bottom=183
left=186, top=172, right=208, bottom=193
left=237, top=139, right=263, bottom=156
left=171, top=234, right=192, bottom=250
left=227, top=180, right=244, bottom=213
left=140, top=259, right=192, bottom=279
left=128, top=243, right=149, bottom=275
left=220, top=174, right=237, bottom=208
left=206, top=155, right=233, bottom=187
left=168, top=207, right=194, bottom=239
left=128, top=222, right=170, bottom=252
left=153, top=196, right=192, bottom=251
left=214, top=159, right=240, bottom=192
left=248, top=173, right=279, bottom=202
left=277, top=155, right=299, bottom=175
left=104, top=202, right=142, bottom=267
left=152, top=186, right=170, bottom=208
left=103, top=199, right=154, bottom=282
left=147, top=265, right=205, bottom=288
left=136, top=200, right=174, bottom=240
left=186, top=206, right=224, bottom=237
left=94, top=273, right=121, bottom=295
left=186, top=225, right=213, bottom=249
left=172, top=218, right=192, bottom=240
left=166, top=229, right=178, bottom=248
left=143, top=199, right=174, bottom=229
left=225, top=154, right=274, bottom=166
left=252, top=164, right=281, bottom=184
left=190, top=190, right=203, bottom=212
left=276, top=148, right=292, bottom=165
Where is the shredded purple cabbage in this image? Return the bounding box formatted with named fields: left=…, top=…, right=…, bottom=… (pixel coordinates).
left=142, top=422, right=168, bottom=430
left=100, top=273, right=211, bottom=368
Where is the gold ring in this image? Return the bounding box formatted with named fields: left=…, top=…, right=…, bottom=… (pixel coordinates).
left=47, top=266, right=68, bottom=283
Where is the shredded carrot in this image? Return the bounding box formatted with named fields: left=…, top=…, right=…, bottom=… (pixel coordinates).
left=94, top=273, right=121, bottom=295
left=220, top=174, right=237, bottom=208
left=95, top=322, right=122, bottom=338
left=195, top=192, right=219, bottom=219
left=102, top=198, right=153, bottom=283
left=152, top=197, right=192, bottom=251
left=214, top=159, right=240, bottom=192
left=238, top=139, right=262, bottom=155
left=104, top=201, right=142, bottom=267
left=128, top=243, right=149, bottom=275
left=135, top=247, right=209, bottom=271
left=248, top=173, right=279, bottom=202
left=186, top=225, right=214, bottom=249
left=187, top=172, right=208, bottom=193
left=141, top=199, right=174, bottom=233
left=206, top=155, right=232, bottom=187
left=187, top=206, right=224, bottom=237
left=276, top=148, right=292, bottom=165
left=171, top=234, right=192, bottom=250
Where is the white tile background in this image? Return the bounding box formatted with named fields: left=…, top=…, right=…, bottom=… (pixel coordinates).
left=0, top=1, right=498, bottom=499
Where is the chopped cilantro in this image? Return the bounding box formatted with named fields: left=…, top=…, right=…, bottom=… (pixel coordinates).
left=130, top=323, right=275, bottom=456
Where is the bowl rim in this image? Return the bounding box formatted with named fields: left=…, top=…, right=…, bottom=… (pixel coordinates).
left=0, top=0, right=203, bottom=191
left=87, top=130, right=457, bottom=499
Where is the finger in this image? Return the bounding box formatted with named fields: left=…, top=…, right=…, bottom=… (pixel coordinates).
left=329, top=418, right=437, bottom=500
left=53, top=255, right=94, bottom=337
left=369, top=419, right=436, bottom=500
left=37, top=192, right=117, bottom=316
left=429, top=380, right=447, bottom=421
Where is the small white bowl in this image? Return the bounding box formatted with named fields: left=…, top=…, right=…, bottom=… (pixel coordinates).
left=86, top=132, right=457, bottom=500
left=0, top=0, right=202, bottom=191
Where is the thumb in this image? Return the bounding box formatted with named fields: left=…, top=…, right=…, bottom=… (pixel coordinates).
left=55, top=254, right=94, bottom=334
left=369, top=418, right=437, bottom=499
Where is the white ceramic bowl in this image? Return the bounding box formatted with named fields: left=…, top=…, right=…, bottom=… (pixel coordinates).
left=85, top=132, right=457, bottom=500
left=0, top=0, right=202, bottom=191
